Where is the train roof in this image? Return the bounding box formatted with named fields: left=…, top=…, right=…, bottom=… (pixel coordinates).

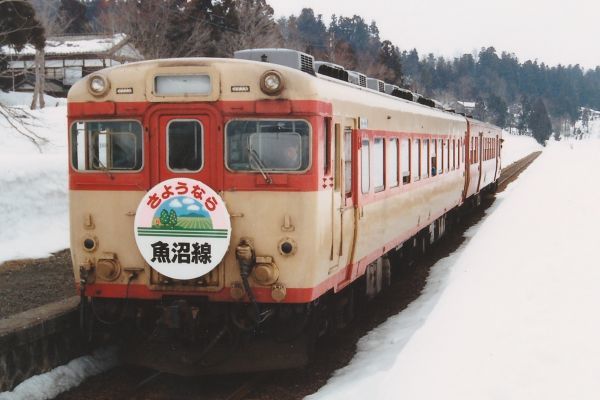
left=68, top=56, right=472, bottom=134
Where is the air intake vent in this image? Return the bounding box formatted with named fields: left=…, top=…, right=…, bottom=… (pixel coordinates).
left=315, top=61, right=349, bottom=82
left=417, top=96, right=436, bottom=108
left=348, top=71, right=367, bottom=87
left=234, top=48, right=315, bottom=76
left=367, top=78, right=385, bottom=93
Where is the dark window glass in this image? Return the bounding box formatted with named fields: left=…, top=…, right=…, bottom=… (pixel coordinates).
left=226, top=120, right=310, bottom=172
left=168, top=120, right=203, bottom=171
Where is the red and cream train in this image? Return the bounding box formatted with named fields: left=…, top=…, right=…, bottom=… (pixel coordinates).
left=67, top=48, right=501, bottom=374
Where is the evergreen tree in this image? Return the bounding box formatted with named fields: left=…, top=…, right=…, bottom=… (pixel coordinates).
left=529, top=98, right=552, bottom=145
left=0, top=1, right=45, bottom=51
left=160, top=209, right=170, bottom=226
left=58, top=0, right=90, bottom=34
left=487, top=94, right=508, bottom=128
left=169, top=209, right=178, bottom=229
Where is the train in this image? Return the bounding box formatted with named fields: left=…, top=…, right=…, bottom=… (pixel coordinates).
left=67, top=48, right=502, bottom=374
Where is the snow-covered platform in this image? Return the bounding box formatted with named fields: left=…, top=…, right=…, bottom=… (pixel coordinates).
left=309, top=139, right=600, bottom=400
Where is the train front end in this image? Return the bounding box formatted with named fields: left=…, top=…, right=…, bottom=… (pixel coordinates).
left=67, top=56, right=333, bottom=374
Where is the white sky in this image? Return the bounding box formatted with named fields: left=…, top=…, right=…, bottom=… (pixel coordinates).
left=268, top=0, right=600, bottom=70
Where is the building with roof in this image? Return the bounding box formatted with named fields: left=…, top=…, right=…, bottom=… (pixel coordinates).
left=1, top=33, right=143, bottom=96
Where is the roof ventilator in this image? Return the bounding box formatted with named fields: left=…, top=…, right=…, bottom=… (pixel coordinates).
left=314, top=61, right=349, bottom=82
left=347, top=71, right=367, bottom=87
left=367, top=78, right=385, bottom=93
left=234, top=48, right=315, bottom=75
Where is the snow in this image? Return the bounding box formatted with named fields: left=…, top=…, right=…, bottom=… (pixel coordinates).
left=1, top=34, right=129, bottom=57
left=0, top=347, right=118, bottom=400
left=0, top=93, right=68, bottom=263
left=501, top=131, right=543, bottom=165
left=308, top=138, right=600, bottom=400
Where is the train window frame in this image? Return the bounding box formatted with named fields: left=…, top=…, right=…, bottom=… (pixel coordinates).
left=224, top=118, right=312, bottom=174
left=412, top=138, right=421, bottom=182
left=387, top=138, right=399, bottom=188
left=373, top=137, right=385, bottom=192
left=421, top=139, right=429, bottom=179
left=361, top=139, right=370, bottom=194
left=401, top=138, right=410, bottom=185
left=166, top=119, right=204, bottom=173
left=70, top=119, right=144, bottom=173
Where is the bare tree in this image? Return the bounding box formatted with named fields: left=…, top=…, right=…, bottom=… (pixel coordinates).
left=220, top=0, right=282, bottom=56
left=101, top=0, right=212, bottom=59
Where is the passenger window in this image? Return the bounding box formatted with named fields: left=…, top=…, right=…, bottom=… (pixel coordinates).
left=431, top=139, right=437, bottom=176
left=412, top=139, right=420, bottom=182
left=421, top=139, right=429, bottom=179
left=373, top=138, right=385, bottom=192
left=447, top=139, right=450, bottom=171
left=387, top=138, right=399, bottom=188
left=452, top=139, right=456, bottom=169
left=168, top=120, right=203, bottom=171
left=437, top=139, right=442, bottom=174
left=361, top=139, right=370, bottom=194
left=401, top=139, right=410, bottom=184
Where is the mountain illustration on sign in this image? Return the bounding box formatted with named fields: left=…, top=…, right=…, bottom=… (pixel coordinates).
left=151, top=196, right=213, bottom=230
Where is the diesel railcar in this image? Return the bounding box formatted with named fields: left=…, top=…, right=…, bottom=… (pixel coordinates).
left=68, top=48, right=501, bottom=374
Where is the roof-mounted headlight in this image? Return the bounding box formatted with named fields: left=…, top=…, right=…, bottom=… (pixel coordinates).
left=260, top=70, right=284, bottom=96
left=88, top=74, right=110, bottom=96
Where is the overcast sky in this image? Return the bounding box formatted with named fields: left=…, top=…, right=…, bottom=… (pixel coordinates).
left=268, top=0, right=600, bottom=70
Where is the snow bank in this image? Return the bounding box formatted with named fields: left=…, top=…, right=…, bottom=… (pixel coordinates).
left=0, top=93, right=68, bottom=262
left=501, top=131, right=543, bottom=166
left=308, top=138, right=600, bottom=400
left=0, top=347, right=118, bottom=400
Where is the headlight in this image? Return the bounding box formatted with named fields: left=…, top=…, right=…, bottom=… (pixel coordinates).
left=260, top=70, right=284, bottom=95
left=88, top=74, right=110, bottom=96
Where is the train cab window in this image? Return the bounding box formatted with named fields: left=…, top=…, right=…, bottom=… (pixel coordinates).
left=168, top=120, right=203, bottom=171
left=226, top=119, right=310, bottom=172
left=71, top=120, right=143, bottom=171
left=387, top=138, right=399, bottom=188
left=401, top=139, right=410, bottom=184
left=412, top=139, right=420, bottom=182
left=361, top=139, right=370, bottom=194
left=421, top=139, right=429, bottom=179
left=374, top=138, right=385, bottom=192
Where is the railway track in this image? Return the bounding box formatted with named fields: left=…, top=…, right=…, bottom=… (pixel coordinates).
left=497, top=151, right=542, bottom=191
left=54, top=152, right=541, bottom=400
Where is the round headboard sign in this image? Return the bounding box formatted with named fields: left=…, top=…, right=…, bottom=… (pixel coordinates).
left=134, top=178, right=231, bottom=280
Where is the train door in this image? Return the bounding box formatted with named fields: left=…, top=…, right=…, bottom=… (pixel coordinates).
left=462, top=122, right=471, bottom=199
left=337, top=118, right=358, bottom=285
left=149, top=106, right=222, bottom=191
left=327, top=120, right=341, bottom=273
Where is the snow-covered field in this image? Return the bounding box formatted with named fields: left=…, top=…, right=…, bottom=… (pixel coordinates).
left=0, top=92, right=542, bottom=263
left=309, top=138, right=600, bottom=400
left=0, top=93, right=68, bottom=263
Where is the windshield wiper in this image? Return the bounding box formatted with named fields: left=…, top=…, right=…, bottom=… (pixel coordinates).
left=248, top=147, right=272, bottom=184
left=91, top=153, right=114, bottom=180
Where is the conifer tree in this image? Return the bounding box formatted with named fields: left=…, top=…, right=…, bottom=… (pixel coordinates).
left=529, top=98, right=553, bottom=145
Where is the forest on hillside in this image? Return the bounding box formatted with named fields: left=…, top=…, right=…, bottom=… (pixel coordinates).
left=2, top=0, right=599, bottom=143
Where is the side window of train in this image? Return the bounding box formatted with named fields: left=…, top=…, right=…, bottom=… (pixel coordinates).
left=324, top=118, right=331, bottom=175
left=168, top=120, right=203, bottom=171
left=361, top=139, right=370, bottom=194
left=431, top=139, right=437, bottom=176
left=437, top=139, right=442, bottom=174
left=344, top=127, right=352, bottom=196
left=387, top=138, right=399, bottom=188
left=446, top=139, right=450, bottom=171
left=401, top=138, right=410, bottom=184
left=452, top=139, right=456, bottom=169
left=412, top=139, right=420, bottom=182
left=421, top=139, right=429, bottom=180
left=334, top=123, right=341, bottom=190
left=374, top=138, right=385, bottom=192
